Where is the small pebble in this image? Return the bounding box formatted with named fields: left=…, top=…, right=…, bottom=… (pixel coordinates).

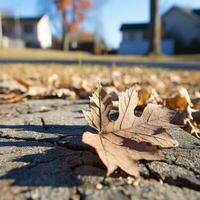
left=133, top=178, right=140, bottom=186
left=96, top=183, right=103, bottom=190
left=127, top=177, right=133, bottom=185
left=112, top=186, right=117, bottom=190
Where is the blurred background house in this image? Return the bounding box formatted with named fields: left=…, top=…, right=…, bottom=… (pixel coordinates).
left=163, top=6, right=200, bottom=54
left=0, top=11, right=106, bottom=54
left=51, top=32, right=107, bottom=54
left=0, top=13, right=52, bottom=49
left=119, top=6, right=200, bottom=55
left=118, top=23, right=174, bottom=55
left=68, top=32, right=107, bottom=54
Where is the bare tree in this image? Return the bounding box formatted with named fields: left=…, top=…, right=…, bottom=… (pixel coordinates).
left=149, top=0, right=162, bottom=55
left=54, top=0, right=91, bottom=50
left=38, top=0, right=91, bottom=50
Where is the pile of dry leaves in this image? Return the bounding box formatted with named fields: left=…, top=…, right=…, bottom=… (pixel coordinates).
left=0, top=64, right=199, bottom=138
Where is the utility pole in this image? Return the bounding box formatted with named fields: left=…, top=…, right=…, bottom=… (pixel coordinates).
left=149, top=0, right=162, bottom=55
left=15, top=16, right=21, bottom=39
left=0, top=13, right=3, bottom=48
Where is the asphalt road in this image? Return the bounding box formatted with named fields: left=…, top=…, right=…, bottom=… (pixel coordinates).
left=0, top=58, right=200, bottom=70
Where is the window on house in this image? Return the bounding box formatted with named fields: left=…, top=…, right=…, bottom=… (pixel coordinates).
left=124, top=32, right=133, bottom=41
left=132, top=31, right=143, bottom=40
left=2, top=25, right=15, bottom=37
left=123, top=31, right=144, bottom=41
left=23, top=24, right=33, bottom=34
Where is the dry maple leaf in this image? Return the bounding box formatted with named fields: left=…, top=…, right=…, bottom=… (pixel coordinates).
left=82, top=84, right=178, bottom=177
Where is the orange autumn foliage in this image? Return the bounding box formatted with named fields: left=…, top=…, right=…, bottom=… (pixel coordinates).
left=55, top=0, right=72, bottom=12
left=55, top=0, right=92, bottom=33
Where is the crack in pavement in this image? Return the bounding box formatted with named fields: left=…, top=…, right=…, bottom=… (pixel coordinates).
left=0, top=132, right=89, bottom=151
left=143, top=161, right=200, bottom=192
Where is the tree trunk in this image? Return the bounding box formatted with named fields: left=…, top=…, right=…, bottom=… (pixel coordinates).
left=0, top=13, right=3, bottom=48
left=62, top=12, right=70, bottom=51
left=149, top=0, right=162, bottom=55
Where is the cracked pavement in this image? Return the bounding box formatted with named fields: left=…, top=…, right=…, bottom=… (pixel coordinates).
left=0, top=99, right=200, bottom=200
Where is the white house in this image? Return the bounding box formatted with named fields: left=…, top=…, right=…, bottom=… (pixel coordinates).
left=119, top=6, right=200, bottom=55
left=162, top=7, right=200, bottom=45
left=0, top=15, right=52, bottom=49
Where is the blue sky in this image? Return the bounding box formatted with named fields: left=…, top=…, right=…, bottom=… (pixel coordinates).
left=1, top=0, right=200, bottom=48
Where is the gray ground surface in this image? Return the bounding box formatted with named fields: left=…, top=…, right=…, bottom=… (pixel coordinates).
left=0, top=59, right=200, bottom=70
left=0, top=99, right=200, bottom=200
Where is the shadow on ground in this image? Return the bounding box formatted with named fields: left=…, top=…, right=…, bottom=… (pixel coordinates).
left=0, top=124, right=87, bottom=135
left=0, top=124, right=105, bottom=187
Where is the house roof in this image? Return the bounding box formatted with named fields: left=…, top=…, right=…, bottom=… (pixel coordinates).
left=193, top=9, right=200, bottom=17
left=120, top=23, right=149, bottom=31
left=2, top=15, right=44, bottom=22
left=120, top=6, right=200, bottom=32
left=162, top=6, right=200, bottom=23
left=19, top=16, right=43, bottom=21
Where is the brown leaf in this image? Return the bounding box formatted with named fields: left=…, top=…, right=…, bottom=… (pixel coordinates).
left=82, top=84, right=178, bottom=177
left=170, top=89, right=200, bottom=139
left=138, top=88, right=151, bottom=108
left=183, top=106, right=200, bottom=138
left=166, top=87, right=193, bottom=110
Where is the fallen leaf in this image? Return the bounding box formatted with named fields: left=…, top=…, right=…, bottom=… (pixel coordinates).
left=183, top=106, right=200, bottom=138
left=48, top=74, right=61, bottom=88
left=82, top=84, right=178, bottom=177
left=166, top=87, right=193, bottom=110
left=138, top=88, right=151, bottom=108
left=52, top=88, right=76, bottom=99
left=147, top=88, right=162, bottom=104
left=171, top=90, right=200, bottom=139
